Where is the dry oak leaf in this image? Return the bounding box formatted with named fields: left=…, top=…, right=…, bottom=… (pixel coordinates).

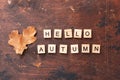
left=8, top=26, right=37, bottom=55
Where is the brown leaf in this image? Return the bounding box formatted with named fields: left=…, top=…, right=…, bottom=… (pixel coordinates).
left=8, top=26, right=37, bottom=55
left=32, top=62, right=41, bottom=68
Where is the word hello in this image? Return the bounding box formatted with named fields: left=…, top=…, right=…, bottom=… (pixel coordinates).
left=43, top=29, right=92, bottom=38
left=37, top=29, right=101, bottom=54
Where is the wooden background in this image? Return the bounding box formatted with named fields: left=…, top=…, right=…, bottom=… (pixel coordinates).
left=0, top=0, right=120, bottom=80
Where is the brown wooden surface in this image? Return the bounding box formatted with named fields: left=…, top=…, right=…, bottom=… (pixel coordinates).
left=0, top=0, right=120, bottom=80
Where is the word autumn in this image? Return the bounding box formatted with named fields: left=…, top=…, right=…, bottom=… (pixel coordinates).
left=37, top=29, right=101, bottom=54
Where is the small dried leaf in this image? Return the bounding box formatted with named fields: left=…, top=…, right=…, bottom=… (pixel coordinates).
left=32, top=62, right=41, bottom=68
left=8, top=26, right=37, bottom=55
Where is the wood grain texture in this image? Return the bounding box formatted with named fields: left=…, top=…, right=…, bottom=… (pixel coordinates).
left=0, top=0, right=120, bottom=80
